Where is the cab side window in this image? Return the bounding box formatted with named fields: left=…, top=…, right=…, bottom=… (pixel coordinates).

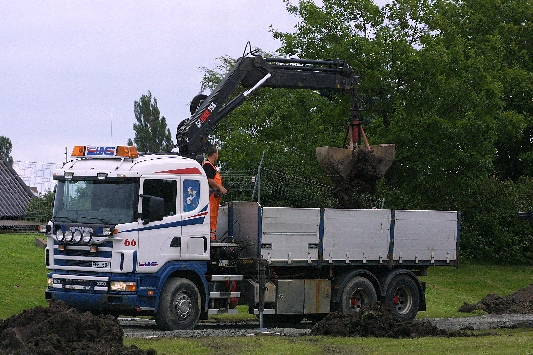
left=143, top=179, right=177, bottom=216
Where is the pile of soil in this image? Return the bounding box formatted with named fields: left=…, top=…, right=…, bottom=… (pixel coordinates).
left=0, top=301, right=156, bottom=355
left=310, top=302, right=467, bottom=338
left=459, top=284, right=533, bottom=314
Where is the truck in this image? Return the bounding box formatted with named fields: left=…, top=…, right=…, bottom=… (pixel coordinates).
left=42, top=54, right=459, bottom=330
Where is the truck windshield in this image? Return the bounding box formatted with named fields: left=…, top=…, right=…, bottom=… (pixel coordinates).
left=53, top=180, right=138, bottom=225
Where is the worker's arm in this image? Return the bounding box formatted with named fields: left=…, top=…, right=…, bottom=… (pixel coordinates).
left=207, top=178, right=227, bottom=194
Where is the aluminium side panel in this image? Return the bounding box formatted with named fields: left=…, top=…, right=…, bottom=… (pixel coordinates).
left=393, top=210, right=458, bottom=264
left=261, top=207, right=320, bottom=264
left=322, top=208, right=391, bottom=264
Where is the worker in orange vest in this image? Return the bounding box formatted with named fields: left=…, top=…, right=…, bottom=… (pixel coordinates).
left=202, top=147, right=227, bottom=240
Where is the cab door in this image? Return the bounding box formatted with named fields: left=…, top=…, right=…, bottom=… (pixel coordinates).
left=137, top=176, right=181, bottom=272
left=179, top=177, right=210, bottom=260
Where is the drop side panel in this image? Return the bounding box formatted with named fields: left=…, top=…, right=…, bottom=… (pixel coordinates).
left=322, top=208, right=391, bottom=264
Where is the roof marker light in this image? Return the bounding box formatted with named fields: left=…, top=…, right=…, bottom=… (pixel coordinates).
left=71, top=146, right=86, bottom=157
left=116, top=146, right=139, bottom=158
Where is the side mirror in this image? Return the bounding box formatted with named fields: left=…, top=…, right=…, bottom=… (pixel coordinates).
left=140, top=194, right=165, bottom=224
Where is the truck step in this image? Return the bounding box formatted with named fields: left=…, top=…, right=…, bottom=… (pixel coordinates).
left=210, top=275, right=243, bottom=281
left=209, top=291, right=241, bottom=299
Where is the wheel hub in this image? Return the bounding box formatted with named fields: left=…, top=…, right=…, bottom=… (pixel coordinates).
left=393, top=286, right=412, bottom=314
left=173, top=292, right=192, bottom=319
left=349, top=289, right=365, bottom=311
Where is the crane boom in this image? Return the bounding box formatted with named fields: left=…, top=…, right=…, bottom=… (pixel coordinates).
left=176, top=55, right=358, bottom=158
left=175, top=54, right=395, bottom=208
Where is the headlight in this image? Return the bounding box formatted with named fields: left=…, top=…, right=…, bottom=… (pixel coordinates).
left=72, top=230, right=82, bottom=243
left=47, top=278, right=53, bottom=288
left=64, top=231, right=73, bottom=243
left=82, top=231, right=92, bottom=244
left=110, top=281, right=137, bottom=292
left=55, top=231, right=65, bottom=243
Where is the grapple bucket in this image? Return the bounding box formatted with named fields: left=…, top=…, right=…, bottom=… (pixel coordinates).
left=316, top=144, right=395, bottom=180
left=316, top=144, right=395, bottom=208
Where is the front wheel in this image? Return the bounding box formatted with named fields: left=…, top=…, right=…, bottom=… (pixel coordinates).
left=384, top=274, right=420, bottom=321
left=339, top=276, right=377, bottom=314
left=155, top=278, right=201, bottom=330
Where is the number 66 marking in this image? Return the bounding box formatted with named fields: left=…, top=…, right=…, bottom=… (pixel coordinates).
left=124, top=239, right=137, bottom=246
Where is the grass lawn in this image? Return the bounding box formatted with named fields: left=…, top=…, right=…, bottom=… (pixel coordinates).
left=0, top=233, right=48, bottom=318
left=3, top=233, right=533, bottom=355
left=124, top=328, right=533, bottom=355
left=419, top=260, right=533, bottom=318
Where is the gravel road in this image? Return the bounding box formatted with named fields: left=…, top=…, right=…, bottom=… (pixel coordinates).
left=120, top=314, right=533, bottom=338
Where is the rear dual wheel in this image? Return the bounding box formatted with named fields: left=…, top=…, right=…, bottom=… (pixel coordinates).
left=339, top=274, right=420, bottom=321
left=384, top=275, right=419, bottom=321
left=340, top=276, right=377, bottom=314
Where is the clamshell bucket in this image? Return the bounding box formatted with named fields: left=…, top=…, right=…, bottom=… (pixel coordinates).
left=316, top=144, right=396, bottom=180
left=316, top=144, right=395, bottom=208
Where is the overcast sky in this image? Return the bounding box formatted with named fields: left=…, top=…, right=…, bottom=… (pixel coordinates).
left=2, top=1, right=389, bottom=165
left=1, top=1, right=302, bottom=164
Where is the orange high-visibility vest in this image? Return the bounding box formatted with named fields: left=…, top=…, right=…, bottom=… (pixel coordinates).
left=203, top=160, right=222, bottom=240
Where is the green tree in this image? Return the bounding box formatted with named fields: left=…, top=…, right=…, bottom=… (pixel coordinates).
left=269, top=0, right=533, bottom=261
left=128, top=91, right=173, bottom=153
left=0, top=136, right=14, bottom=165
left=25, top=191, right=54, bottom=222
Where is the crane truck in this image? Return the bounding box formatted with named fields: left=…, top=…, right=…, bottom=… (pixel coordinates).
left=42, top=55, right=459, bottom=330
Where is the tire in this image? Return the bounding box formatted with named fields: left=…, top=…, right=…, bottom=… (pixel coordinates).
left=339, top=276, right=377, bottom=314
left=384, top=274, right=420, bottom=321
left=155, top=278, right=201, bottom=330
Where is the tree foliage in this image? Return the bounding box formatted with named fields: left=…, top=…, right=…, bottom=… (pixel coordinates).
left=25, top=191, right=54, bottom=222
left=128, top=91, right=173, bottom=153
left=0, top=136, right=14, bottom=165
left=268, top=0, right=533, bottom=262
left=199, top=0, right=533, bottom=261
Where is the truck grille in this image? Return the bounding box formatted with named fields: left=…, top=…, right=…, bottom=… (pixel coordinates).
left=52, top=241, right=113, bottom=272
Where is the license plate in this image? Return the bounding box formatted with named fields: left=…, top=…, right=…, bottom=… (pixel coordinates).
left=92, top=261, right=110, bottom=268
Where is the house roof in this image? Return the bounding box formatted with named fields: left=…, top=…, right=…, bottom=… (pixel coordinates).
left=0, top=159, right=35, bottom=219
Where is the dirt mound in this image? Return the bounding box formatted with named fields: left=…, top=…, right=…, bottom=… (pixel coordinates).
left=310, top=303, right=467, bottom=338
left=0, top=301, right=156, bottom=355
left=459, top=284, right=533, bottom=314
